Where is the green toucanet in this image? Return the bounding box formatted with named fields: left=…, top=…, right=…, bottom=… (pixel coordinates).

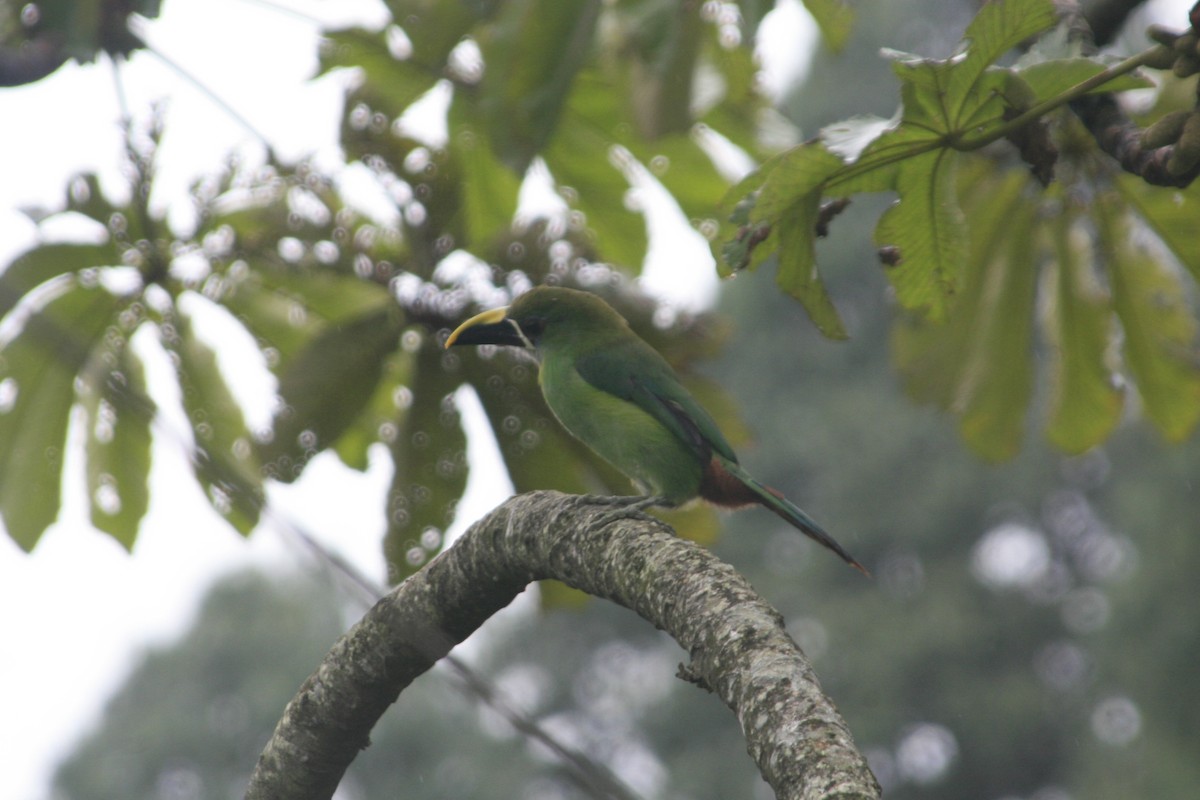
left=445, top=286, right=865, bottom=573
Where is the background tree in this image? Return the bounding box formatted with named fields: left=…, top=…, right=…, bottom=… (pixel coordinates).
left=5, top=0, right=1200, bottom=797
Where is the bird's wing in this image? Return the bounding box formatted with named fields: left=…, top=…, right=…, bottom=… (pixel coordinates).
left=574, top=340, right=739, bottom=465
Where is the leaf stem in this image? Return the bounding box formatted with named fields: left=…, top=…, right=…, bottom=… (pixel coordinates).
left=954, top=47, right=1161, bottom=151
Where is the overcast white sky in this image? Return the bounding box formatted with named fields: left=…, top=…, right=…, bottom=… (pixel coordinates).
left=0, top=1, right=824, bottom=796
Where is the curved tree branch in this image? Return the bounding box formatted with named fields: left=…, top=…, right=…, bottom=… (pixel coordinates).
left=245, top=491, right=879, bottom=800
left=1068, top=0, right=1200, bottom=187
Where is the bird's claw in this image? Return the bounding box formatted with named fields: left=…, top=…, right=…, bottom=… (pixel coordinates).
left=585, top=495, right=668, bottom=528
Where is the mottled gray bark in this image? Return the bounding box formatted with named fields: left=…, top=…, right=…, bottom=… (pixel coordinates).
left=245, top=491, right=879, bottom=800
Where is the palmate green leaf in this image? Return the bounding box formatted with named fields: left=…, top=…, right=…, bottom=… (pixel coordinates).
left=544, top=118, right=649, bottom=270
left=954, top=194, right=1038, bottom=460
left=740, top=142, right=848, bottom=335
left=252, top=269, right=394, bottom=326
left=944, top=0, right=1056, bottom=125
left=0, top=242, right=118, bottom=318
left=1115, top=176, right=1200, bottom=285
left=220, top=278, right=324, bottom=370
left=82, top=334, right=154, bottom=550
left=619, top=0, right=702, bottom=139
left=0, top=282, right=118, bottom=550
left=385, top=343, right=469, bottom=583
left=318, top=28, right=437, bottom=120
left=714, top=163, right=773, bottom=276
left=170, top=310, right=263, bottom=535
left=802, top=0, right=855, bottom=50
left=1100, top=201, right=1200, bottom=441
left=753, top=142, right=844, bottom=222
left=259, top=306, right=404, bottom=480
left=447, top=97, right=523, bottom=248
left=476, top=0, right=602, bottom=173
left=719, top=0, right=1116, bottom=337
left=1043, top=220, right=1123, bottom=453
left=332, top=348, right=411, bottom=472
left=385, top=0, right=492, bottom=70
left=546, top=47, right=749, bottom=268
left=777, top=197, right=847, bottom=339
left=874, top=148, right=966, bottom=320
left=892, top=169, right=1035, bottom=460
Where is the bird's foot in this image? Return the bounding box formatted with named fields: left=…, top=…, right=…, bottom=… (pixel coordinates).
left=582, top=494, right=669, bottom=528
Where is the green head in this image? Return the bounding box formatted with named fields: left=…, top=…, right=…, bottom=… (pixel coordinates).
left=444, top=286, right=631, bottom=355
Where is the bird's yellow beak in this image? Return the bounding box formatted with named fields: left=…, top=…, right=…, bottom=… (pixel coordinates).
left=444, top=306, right=510, bottom=348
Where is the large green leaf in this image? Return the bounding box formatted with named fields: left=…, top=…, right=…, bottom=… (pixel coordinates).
left=259, top=306, right=403, bottom=479
left=0, top=282, right=119, bottom=549
left=170, top=309, right=263, bottom=534
left=892, top=169, right=1035, bottom=460
left=874, top=148, right=966, bottom=321
left=82, top=334, right=154, bottom=549
left=1102, top=202, right=1200, bottom=441
left=736, top=142, right=847, bottom=335
left=0, top=242, right=117, bottom=318
left=386, top=0, right=496, bottom=70
left=1043, top=219, right=1123, bottom=453
left=944, top=0, right=1057, bottom=126
left=385, top=342, right=469, bottom=582
left=318, top=28, right=438, bottom=119
left=1115, top=177, right=1200, bottom=285
left=954, top=193, right=1038, bottom=459
left=776, top=196, right=847, bottom=339
left=476, top=0, right=602, bottom=172
left=447, top=97, right=523, bottom=248
left=544, top=117, right=649, bottom=270
left=619, top=0, right=702, bottom=139
left=332, top=348, right=411, bottom=472
left=220, top=278, right=325, bottom=371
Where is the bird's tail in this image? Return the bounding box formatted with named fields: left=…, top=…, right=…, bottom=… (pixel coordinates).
left=725, top=461, right=868, bottom=576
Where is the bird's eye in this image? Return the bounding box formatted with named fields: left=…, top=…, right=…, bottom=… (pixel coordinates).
left=520, top=317, right=546, bottom=341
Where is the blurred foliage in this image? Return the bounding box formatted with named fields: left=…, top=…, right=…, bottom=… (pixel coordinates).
left=0, top=0, right=160, bottom=87
left=1, top=0, right=778, bottom=566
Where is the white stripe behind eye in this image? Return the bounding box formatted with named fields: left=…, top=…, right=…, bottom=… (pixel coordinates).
left=508, top=318, right=535, bottom=350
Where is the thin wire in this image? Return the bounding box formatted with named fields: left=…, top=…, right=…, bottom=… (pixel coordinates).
left=235, top=0, right=328, bottom=27
left=125, top=28, right=277, bottom=159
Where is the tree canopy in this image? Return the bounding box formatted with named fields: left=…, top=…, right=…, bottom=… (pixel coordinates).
left=2, top=0, right=1198, bottom=566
